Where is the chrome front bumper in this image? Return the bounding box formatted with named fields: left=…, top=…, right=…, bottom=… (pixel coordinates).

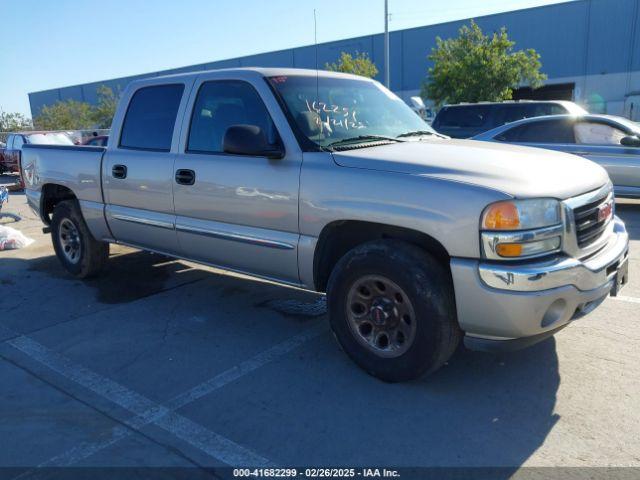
left=478, top=217, right=629, bottom=292
left=450, top=216, right=629, bottom=345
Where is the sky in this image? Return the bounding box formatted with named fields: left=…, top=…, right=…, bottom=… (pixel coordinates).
left=0, top=0, right=575, bottom=116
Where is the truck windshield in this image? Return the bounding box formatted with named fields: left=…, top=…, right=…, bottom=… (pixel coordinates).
left=267, top=75, right=434, bottom=149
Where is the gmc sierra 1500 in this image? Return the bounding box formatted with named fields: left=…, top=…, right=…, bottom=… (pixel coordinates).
left=22, top=68, right=630, bottom=381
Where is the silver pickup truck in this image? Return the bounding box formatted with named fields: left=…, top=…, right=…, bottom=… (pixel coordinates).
left=22, top=68, right=630, bottom=382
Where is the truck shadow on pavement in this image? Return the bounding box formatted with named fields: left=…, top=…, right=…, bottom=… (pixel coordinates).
left=26, top=249, right=208, bottom=304
left=2, top=248, right=561, bottom=472
left=24, top=248, right=328, bottom=313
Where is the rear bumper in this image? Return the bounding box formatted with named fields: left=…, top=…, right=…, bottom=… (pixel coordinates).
left=451, top=217, right=629, bottom=349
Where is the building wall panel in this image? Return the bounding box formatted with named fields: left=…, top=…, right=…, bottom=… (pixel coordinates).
left=28, top=0, right=638, bottom=119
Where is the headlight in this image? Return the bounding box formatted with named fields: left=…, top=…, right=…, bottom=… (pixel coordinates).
left=481, top=199, right=563, bottom=260
left=482, top=199, right=561, bottom=230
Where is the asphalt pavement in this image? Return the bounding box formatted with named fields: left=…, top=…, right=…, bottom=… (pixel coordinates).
left=1, top=173, right=639, bottom=479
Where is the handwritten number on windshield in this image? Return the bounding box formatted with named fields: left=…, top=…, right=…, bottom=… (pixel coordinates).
left=305, top=99, right=366, bottom=134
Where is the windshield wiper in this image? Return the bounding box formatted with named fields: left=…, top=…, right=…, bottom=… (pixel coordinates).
left=396, top=130, right=442, bottom=139
left=326, top=135, right=404, bottom=149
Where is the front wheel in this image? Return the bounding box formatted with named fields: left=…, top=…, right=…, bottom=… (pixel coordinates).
left=51, top=200, right=109, bottom=278
left=327, top=240, right=461, bottom=382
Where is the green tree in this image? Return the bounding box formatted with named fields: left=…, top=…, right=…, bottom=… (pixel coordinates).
left=423, top=20, right=547, bottom=106
left=90, top=85, right=119, bottom=129
left=326, top=51, right=379, bottom=78
left=34, top=99, right=94, bottom=131
left=0, top=110, right=32, bottom=132
left=33, top=85, right=119, bottom=131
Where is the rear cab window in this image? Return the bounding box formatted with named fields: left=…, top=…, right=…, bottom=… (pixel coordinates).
left=119, top=84, right=185, bottom=151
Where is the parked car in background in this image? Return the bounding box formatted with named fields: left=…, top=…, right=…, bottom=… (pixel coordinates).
left=431, top=100, right=588, bottom=138
left=408, top=96, right=436, bottom=124
left=473, top=114, right=640, bottom=199
left=0, top=131, right=74, bottom=175
left=82, top=135, right=109, bottom=147
left=0, top=141, right=5, bottom=171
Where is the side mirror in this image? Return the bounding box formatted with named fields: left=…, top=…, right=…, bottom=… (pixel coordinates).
left=223, top=124, right=284, bottom=159
left=620, top=135, right=640, bottom=147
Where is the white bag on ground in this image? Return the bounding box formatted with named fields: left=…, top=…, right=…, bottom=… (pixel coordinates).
left=0, top=225, right=34, bottom=250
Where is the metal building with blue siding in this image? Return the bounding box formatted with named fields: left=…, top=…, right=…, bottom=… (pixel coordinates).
left=28, top=0, right=640, bottom=120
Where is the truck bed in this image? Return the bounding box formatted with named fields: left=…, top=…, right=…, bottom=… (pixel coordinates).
left=21, top=144, right=107, bottom=220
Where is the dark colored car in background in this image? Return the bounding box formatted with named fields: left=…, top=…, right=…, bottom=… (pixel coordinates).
left=431, top=100, right=587, bottom=138
left=0, top=141, right=5, bottom=171
left=0, top=131, right=74, bottom=175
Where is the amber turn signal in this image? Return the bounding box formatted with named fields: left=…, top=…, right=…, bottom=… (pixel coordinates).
left=495, top=243, right=524, bottom=257
left=482, top=202, right=520, bottom=230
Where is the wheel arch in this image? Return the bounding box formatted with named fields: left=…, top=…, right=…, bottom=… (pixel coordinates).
left=312, top=220, right=451, bottom=292
left=40, top=183, right=78, bottom=225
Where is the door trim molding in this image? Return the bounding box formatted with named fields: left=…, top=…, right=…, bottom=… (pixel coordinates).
left=111, top=213, right=175, bottom=230
left=175, top=223, right=295, bottom=250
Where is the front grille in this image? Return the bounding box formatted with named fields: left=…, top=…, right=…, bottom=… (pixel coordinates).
left=573, top=194, right=611, bottom=248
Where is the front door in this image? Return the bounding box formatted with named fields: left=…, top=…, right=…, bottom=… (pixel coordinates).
left=172, top=77, right=301, bottom=284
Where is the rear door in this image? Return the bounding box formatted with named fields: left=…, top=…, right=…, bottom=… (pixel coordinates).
left=102, top=80, right=193, bottom=253
left=172, top=73, right=302, bottom=284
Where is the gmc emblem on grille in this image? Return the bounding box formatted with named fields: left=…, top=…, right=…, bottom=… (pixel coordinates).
left=598, top=201, right=613, bottom=222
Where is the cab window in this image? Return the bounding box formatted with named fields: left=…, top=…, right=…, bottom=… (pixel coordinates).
left=119, top=84, right=185, bottom=151
left=187, top=80, right=278, bottom=154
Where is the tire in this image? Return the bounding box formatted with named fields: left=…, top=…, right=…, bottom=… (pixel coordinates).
left=327, top=239, right=461, bottom=382
left=51, top=199, right=109, bottom=278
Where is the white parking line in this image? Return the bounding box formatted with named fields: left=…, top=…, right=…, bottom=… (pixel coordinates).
left=6, top=324, right=325, bottom=473
left=611, top=295, right=640, bottom=304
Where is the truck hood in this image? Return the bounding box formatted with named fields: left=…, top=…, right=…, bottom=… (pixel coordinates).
left=331, top=139, right=609, bottom=199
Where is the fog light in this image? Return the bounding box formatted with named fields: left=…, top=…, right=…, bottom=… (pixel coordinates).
left=541, top=299, right=567, bottom=327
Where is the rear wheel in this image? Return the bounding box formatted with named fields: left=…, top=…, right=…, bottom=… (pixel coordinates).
left=51, top=200, right=109, bottom=278
left=327, top=240, right=461, bottom=382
